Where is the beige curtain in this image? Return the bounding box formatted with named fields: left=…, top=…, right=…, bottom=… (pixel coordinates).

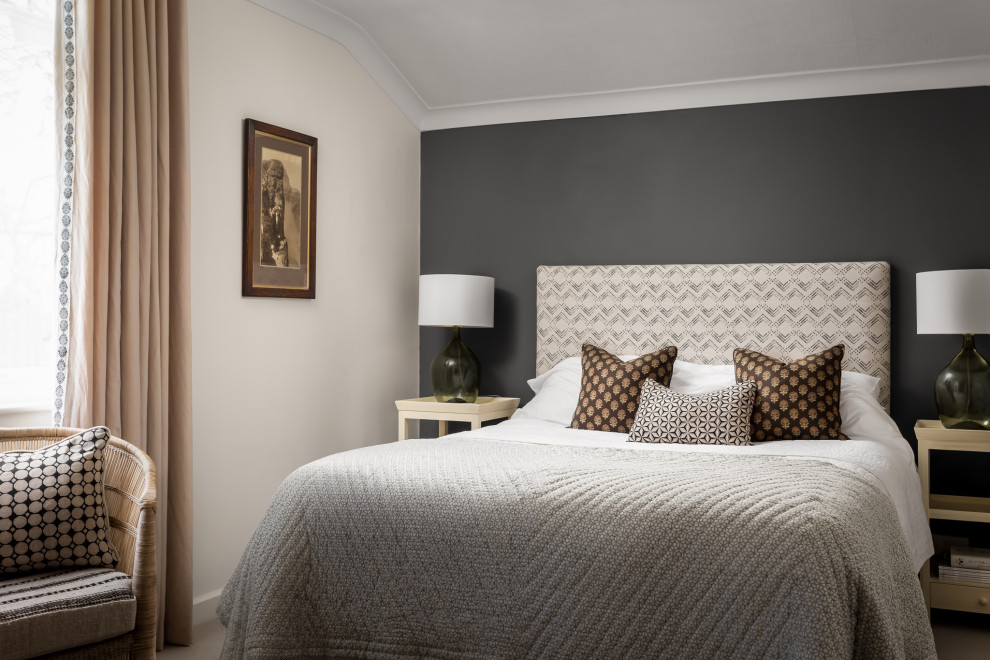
left=62, top=0, right=192, bottom=648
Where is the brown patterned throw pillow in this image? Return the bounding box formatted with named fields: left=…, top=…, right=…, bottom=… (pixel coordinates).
left=570, top=343, right=677, bottom=433
left=733, top=345, right=846, bottom=441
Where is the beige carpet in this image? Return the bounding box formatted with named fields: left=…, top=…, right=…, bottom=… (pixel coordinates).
left=160, top=611, right=990, bottom=659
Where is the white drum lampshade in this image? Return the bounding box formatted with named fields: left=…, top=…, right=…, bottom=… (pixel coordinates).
left=419, top=274, right=494, bottom=403
left=917, top=269, right=990, bottom=335
left=917, top=269, right=990, bottom=430
left=419, top=274, right=494, bottom=328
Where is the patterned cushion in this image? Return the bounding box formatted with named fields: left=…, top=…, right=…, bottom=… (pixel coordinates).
left=0, top=567, right=135, bottom=659
left=733, top=345, right=847, bottom=441
left=570, top=343, right=677, bottom=433
left=627, top=379, right=757, bottom=445
left=0, top=427, right=118, bottom=575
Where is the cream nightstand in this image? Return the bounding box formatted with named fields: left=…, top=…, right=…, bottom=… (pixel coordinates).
left=916, top=419, right=990, bottom=615
left=395, top=396, right=520, bottom=442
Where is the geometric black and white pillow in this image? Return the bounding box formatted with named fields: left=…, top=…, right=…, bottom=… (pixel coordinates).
left=627, top=379, right=758, bottom=445
left=0, top=427, right=119, bottom=575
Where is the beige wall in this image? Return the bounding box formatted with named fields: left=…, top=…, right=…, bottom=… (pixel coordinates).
left=188, top=0, right=420, bottom=620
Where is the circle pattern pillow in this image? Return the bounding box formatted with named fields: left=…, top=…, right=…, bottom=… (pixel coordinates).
left=0, top=426, right=119, bottom=574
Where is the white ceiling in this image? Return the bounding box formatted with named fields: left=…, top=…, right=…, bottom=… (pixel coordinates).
left=251, top=0, right=990, bottom=130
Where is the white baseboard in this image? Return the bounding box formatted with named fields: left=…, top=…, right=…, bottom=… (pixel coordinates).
left=192, top=588, right=223, bottom=627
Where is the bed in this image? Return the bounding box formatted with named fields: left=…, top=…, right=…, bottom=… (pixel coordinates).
left=218, top=262, right=936, bottom=659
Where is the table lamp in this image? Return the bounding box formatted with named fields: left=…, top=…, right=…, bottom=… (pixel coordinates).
left=917, top=269, right=990, bottom=430
left=419, top=274, right=494, bottom=403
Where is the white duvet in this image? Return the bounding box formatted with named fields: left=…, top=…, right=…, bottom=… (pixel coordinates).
left=455, top=387, right=934, bottom=573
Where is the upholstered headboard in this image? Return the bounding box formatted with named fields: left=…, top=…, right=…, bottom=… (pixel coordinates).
left=536, top=262, right=891, bottom=409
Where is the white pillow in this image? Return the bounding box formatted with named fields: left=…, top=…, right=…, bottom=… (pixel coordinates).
left=526, top=356, right=581, bottom=396
left=513, top=361, right=581, bottom=426
left=668, top=361, right=735, bottom=395
left=840, top=387, right=901, bottom=439
left=841, top=370, right=881, bottom=399
left=515, top=356, right=883, bottom=427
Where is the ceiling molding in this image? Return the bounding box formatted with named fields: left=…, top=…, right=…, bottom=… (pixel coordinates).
left=251, top=0, right=990, bottom=132
left=248, top=0, right=428, bottom=128
left=421, top=57, right=990, bottom=131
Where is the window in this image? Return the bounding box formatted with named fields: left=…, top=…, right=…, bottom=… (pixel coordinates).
left=0, top=0, right=57, bottom=410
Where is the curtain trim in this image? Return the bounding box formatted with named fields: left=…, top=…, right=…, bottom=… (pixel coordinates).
left=54, top=0, right=77, bottom=426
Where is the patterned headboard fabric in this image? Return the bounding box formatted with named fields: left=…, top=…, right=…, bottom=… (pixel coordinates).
left=536, top=262, right=891, bottom=410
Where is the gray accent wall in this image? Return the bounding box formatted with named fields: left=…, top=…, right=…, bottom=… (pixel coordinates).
left=420, top=88, right=990, bottom=485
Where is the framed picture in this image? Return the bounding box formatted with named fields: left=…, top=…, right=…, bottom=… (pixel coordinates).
left=243, top=118, right=318, bottom=298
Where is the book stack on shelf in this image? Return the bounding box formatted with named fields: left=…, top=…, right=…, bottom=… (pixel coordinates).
left=939, top=546, right=990, bottom=583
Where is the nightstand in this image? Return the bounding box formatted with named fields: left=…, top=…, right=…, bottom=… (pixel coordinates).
left=916, top=419, right=990, bottom=615
left=395, top=396, right=520, bottom=442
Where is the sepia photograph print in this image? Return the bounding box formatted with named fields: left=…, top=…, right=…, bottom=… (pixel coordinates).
left=243, top=119, right=317, bottom=298
left=260, top=148, right=302, bottom=269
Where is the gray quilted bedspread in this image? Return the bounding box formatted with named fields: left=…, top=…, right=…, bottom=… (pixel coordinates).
left=218, top=437, right=935, bottom=659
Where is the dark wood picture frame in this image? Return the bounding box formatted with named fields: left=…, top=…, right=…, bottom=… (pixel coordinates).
left=243, top=118, right=318, bottom=298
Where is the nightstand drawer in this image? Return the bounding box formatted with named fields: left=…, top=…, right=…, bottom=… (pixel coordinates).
left=931, top=581, right=990, bottom=614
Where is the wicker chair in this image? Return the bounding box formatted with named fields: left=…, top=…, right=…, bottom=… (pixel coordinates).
left=0, top=427, right=157, bottom=660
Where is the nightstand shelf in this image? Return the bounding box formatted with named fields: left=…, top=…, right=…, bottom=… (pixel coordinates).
left=395, top=396, right=520, bottom=442
left=928, top=494, right=990, bottom=522
left=916, top=419, right=990, bottom=615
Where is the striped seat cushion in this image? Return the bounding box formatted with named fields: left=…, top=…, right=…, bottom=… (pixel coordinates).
left=0, top=568, right=135, bottom=660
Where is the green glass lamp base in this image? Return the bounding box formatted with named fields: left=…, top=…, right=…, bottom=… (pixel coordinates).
left=431, top=327, right=480, bottom=403
left=935, top=334, right=990, bottom=431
